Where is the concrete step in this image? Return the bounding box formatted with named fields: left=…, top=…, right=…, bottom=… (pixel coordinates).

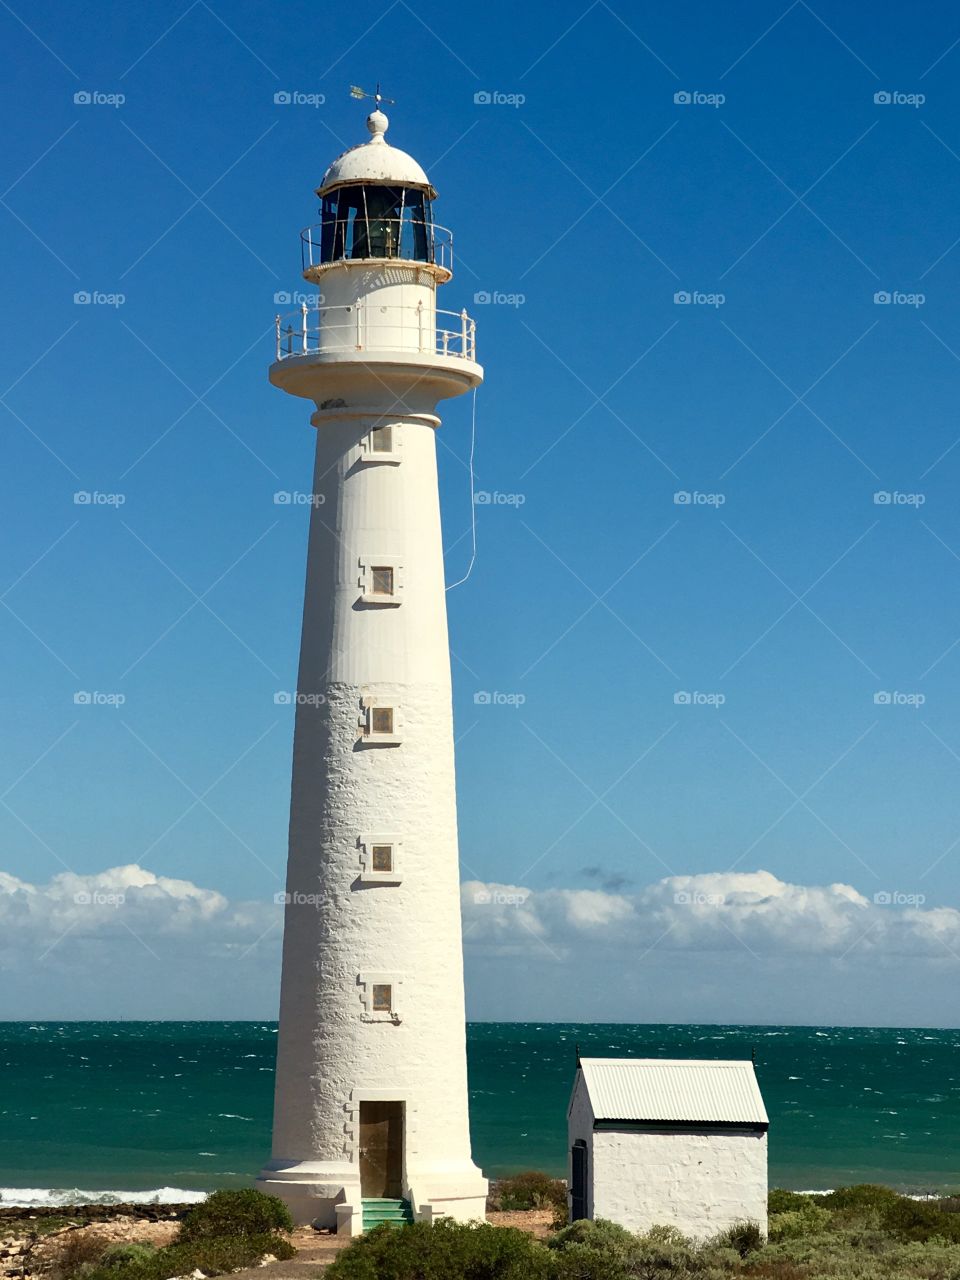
left=361, top=1197, right=413, bottom=1230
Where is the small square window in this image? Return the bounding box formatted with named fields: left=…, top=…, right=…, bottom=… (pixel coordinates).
left=371, top=566, right=394, bottom=596
left=372, top=983, right=392, bottom=1012
left=371, top=426, right=393, bottom=453
left=371, top=844, right=393, bottom=872
left=371, top=707, right=394, bottom=735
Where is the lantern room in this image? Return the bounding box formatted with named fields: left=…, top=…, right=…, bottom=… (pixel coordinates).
left=301, top=110, right=453, bottom=282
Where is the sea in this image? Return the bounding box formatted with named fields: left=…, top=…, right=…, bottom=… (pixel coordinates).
left=1, top=1022, right=958, bottom=1208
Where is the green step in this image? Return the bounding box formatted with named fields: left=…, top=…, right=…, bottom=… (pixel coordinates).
left=362, top=1197, right=414, bottom=1230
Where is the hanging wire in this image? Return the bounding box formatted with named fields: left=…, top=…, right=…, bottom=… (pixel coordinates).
left=446, top=386, right=478, bottom=591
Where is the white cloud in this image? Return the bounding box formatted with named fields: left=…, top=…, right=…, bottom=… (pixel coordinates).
left=461, top=870, right=960, bottom=960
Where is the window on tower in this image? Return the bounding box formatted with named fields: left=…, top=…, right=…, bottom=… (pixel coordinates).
left=319, top=185, right=433, bottom=265
left=371, top=707, right=394, bottom=735
left=371, top=566, right=394, bottom=596
left=371, top=844, right=393, bottom=873
left=371, top=425, right=393, bottom=453
left=372, top=983, right=393, bottom=1012
left=359, top=556, right=403, bottom=604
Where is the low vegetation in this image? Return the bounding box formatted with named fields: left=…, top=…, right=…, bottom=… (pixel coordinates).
left=489, top=1171, right=569, bottom=1215
left=327, top=1183, right=960, bottom=1280
left=53, top=1190, right=294, bottom=1280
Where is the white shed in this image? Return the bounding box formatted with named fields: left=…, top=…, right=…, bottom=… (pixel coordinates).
left=567, top=1057, right=768, bottom=1239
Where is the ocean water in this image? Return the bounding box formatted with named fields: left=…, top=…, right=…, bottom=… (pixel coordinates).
left=0, top=1022, right=958, bottom=1205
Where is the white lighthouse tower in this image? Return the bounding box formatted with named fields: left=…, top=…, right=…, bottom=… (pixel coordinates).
left=255, top=100, right=487, bottom=1233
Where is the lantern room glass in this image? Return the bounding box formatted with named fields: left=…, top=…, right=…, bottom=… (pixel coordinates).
left=320, top=185, right=432, bottom=264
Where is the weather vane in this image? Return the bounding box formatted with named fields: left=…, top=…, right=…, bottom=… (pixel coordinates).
left=349, top=82, right=395, bottom=108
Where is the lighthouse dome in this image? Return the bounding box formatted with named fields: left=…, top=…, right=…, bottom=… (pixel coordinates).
left=316, top=111, right=436, bottom=198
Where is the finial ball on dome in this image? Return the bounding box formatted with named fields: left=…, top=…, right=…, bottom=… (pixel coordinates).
left=367, top=110, right=389, bottom=141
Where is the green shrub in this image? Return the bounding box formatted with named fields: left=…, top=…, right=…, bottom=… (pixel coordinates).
left=768, top=1190, right=820, bottom=1214
left=548, top=1218, right=638, bottom=1252
left=766, top=1205, right=831, bottom=1241
left=710, top=1221, right=763, bottom=1258
left=97, top=1244, right=157, bottom=1271
left=325, top=1218, right=552, bottom=1280
left=820, top=1184, right=902, bottom=1214
left=491, top=1171, right=568, bottom=1214
left=83, top=1232, right=294, bottom=1280
left=177, top=1189, right=293, bottom=1242
left=53, top=1230, right=111, bottom=1280
left=881, top=1196, right=960, bottom=1243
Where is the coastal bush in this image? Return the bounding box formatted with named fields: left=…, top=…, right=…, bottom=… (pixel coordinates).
left=712, top=1221, right=763, bottom=1257
left=53, top=1229, right=111, bottom=1279
left=324, top=1219, right=552, bottom=1280
left=881, top=1196, right=960, bottom=1243
left=766, top=1204, right=831, bottom=1241
left=98, top=1244, right=157, bottom=1270
left=82, top=1232, right=294, bottom=1280
left=177, top=1188, right=293, bottom=1242
left=820, top=1184, right=902, bottom=1215
left=768, top=1190, right=820, bottom=1214
left=490, top=1171, right=568, bottom=1215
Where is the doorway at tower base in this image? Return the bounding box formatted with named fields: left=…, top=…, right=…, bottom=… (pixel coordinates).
left=255, top=1160, right=488, bottom=1230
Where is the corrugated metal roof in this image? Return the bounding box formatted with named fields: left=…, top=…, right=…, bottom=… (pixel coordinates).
left=578, top=1058, right=768, bottom=1125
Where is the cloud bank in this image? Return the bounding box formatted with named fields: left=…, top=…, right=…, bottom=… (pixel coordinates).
left=1, top=865, right=957, bottom=1021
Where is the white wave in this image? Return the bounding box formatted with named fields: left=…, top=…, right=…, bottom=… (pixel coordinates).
left=0, top=1187, right=208, bottom=1208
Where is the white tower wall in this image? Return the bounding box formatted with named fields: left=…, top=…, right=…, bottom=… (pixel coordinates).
left=257, top=108, right=486, bottom=1231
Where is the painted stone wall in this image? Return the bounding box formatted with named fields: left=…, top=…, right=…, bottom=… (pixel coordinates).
left=591, top=1129, right=768, bottom=1239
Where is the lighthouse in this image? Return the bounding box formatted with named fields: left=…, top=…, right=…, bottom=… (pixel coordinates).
left=255, top=101, right=487, bottom=1233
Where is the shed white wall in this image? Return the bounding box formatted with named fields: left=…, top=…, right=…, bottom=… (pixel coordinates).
left=591, top=1129, right=767, bottom=1239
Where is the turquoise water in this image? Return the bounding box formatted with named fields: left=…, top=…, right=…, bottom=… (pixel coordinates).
left=0, top=1022, right=958, bottom=1199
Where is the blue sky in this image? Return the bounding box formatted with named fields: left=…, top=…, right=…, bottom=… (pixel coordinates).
left=3, top=0, right=960, bottom=1022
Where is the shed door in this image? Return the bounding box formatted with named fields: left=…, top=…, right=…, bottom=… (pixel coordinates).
left=359, top=1101, right=403, bottom=1198
left=571, top=1139, right=588, bottom=1221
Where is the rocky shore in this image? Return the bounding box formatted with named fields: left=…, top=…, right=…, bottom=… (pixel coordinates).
left=0, top=1207, right=188, bottom=1280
